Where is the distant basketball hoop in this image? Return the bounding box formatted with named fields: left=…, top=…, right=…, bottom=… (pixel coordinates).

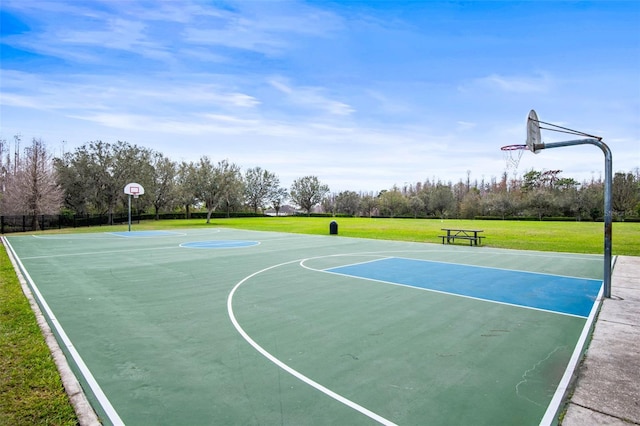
left=124, top=183, right=145, bottom=231
left=124, top=183, right=144, bottom=197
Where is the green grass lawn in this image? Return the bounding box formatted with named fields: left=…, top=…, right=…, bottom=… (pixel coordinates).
left=135, top=217, right=639, bottom=256
left=0, top=245, right=78, bottom=426
left=1, top=217, right=638, bottom=424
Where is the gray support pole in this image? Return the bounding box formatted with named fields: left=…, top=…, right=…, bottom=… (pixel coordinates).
left=128, top=194, right=132, bottom=232
left=539, top=138, right=613, bottom=297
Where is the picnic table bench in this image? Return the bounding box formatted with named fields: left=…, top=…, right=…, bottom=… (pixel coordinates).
left=439, top=228, right=485, bottom=246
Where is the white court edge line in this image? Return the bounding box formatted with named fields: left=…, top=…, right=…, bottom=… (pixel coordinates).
left=538, top=258, right=611, bottom=426
left=3, top=238, right=124, bottom=426
left=302, top=259, right=593, bottom=319
left=316, top=267, right=590, bottom=319
left=226, top=258, right=398, bottom=426
left=323, top=254, right=603, bottom=283
left=302, top=253, right=605, bottom=424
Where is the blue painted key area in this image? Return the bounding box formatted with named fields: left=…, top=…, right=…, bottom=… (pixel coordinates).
left=326, top=257, right=602, bottom=317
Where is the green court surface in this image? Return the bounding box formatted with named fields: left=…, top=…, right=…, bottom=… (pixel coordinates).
left=4, top=229, right=604, bottom=425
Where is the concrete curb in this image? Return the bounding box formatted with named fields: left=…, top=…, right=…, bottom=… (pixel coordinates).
left=562, top=255, right=640, bottom=425
left=2, top=237, right=101, bottom=426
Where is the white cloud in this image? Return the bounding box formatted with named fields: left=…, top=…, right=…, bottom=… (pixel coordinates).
left=1, top=0, right=638, bottom=193
left=465, top=73, right=554, bottom=94
left=269, top=79, right=355, bottom=116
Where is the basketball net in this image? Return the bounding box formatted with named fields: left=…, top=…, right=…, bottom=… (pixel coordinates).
left=501, top=144, right=527, bottom=175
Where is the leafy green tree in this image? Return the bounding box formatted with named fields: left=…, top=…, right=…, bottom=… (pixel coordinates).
left=244, top=167, right=280, bottom=214
left=524, top=188, right=554, bottom=220
left=408, top=195, right=425, bottom=218
left=429, top=184, right=456, bottom=219
left=378, top=187, right=407, bottom=217
left=269, top=187, right=289, bottom=216
left=216, top=160, right=244, bottom=217
left=485, top=192, right=515, bottom=219
left=522, top=169, right=543, bottom=192
left=321, top=193, right=337, bottom=215
left=54, top=152, right=93, bottom=215
left=289, top=176, right=329, bottom=215
left=359, top=192, right=378, bottom=217
left=196, top=157, right=243, bottom=222
left=459, top=188, right=482, bottom=219
left=112, top=142, right=156, bottom=215
left=175, top=161, right=199, bottom=218
left=55, top=141, right=155, bottom=223
left=579, top=180, right=604, bottom=220
left=556, top=177, right=580, bottom=190
left=148, top=153, right=177, bottom=219
left=336, top=191, right=360, bottom=216
left=612, top=172, right=639, bottom=218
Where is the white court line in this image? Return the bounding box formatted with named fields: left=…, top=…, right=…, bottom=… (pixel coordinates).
left=226, top=258, right=398, bottom=426
left=18, top=245, right=178, bottom=260
left=300, top=253, right=602, bottom=293
left=108, top=231, right=186, bottom=238
left=299, top=255, right=598, bottom=319
left=539, top=283, right=605, bottom=425
left=3, top=237, right=124, bottom=425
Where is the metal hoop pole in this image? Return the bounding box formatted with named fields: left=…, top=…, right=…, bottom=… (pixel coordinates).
left=537, top=138, right=613, bottom=297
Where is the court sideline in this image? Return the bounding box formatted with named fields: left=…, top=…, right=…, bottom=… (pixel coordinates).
left=562, top=255, right=640, bottom=425
left=3, top=235, right=638, bottom=425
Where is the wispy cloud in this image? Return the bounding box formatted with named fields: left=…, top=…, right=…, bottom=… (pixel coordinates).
left=469, top=73, right=554, bottom=94
left=269, top=79, right=355, bottom=116
left=1, top=0, right=638, bottom=191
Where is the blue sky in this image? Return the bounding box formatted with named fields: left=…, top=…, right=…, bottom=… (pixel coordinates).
left=1, top=0, right=639, bottom=192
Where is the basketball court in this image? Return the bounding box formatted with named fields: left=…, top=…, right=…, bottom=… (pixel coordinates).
left=4, top=228, right=604, bottom=425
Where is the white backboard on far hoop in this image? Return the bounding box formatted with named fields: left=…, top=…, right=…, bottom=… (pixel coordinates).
left=124, top=182, right=144, bottom=197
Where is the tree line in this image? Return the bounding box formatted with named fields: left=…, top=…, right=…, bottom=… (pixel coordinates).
left=1, top=136, right=639, bottom=227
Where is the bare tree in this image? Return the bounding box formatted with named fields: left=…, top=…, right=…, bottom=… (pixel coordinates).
left=2, top=138, right=63, bottom=229
left=0, top=138, right=6, bottom=202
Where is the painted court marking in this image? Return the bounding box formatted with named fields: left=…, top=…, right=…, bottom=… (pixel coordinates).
left=227, top=257, right=398, bottom=426
left=5, top=231, right=605, bottom=425
left=3, top=238, right=124, bottom=425
left=324, top=257, right=602, bottom=317
left=110, top=231, right=184, bottom=237
left=180, top=240, right=260, bottom=249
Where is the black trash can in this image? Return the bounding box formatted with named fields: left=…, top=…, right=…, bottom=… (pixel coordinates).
left=329, top=220, right=338, bottom=235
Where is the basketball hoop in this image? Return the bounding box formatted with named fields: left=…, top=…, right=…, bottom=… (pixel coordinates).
left=504, top=108, right=612, bottom=298
left=501, top=144, right=527, bottom=171
left=124, top=182, right=145, bottom=232
left=124, top=183, right=144, bottom=197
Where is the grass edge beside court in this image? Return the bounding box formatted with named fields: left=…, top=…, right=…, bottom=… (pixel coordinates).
left=0, top=240, right=78, bottom=426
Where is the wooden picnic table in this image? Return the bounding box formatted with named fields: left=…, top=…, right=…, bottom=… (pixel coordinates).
left=440, top=228, right=485, bottom=246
